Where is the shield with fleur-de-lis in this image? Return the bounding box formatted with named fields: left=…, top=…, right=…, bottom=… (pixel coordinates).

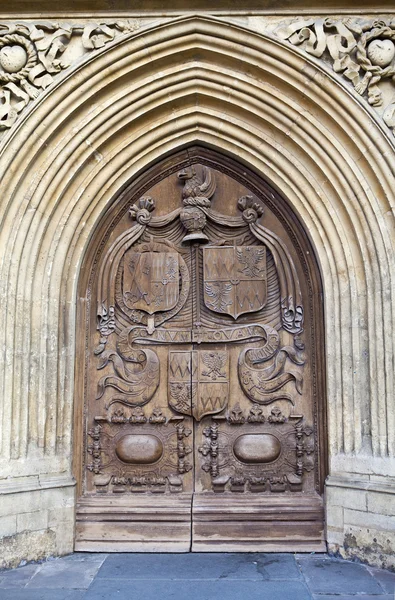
left=122, top=247, right=180, bottom=314
left=203, top=245, right=267, bottom=319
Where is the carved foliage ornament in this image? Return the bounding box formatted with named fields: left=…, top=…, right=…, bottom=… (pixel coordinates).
left=1, top=18, right=395, bottom=139
left=275, top=17, right=395, bottom=134
left=0, top=20, right=139, bottom=132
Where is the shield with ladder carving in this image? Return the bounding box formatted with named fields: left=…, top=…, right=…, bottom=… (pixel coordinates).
left=168, top=350, right=229, bottom=421
left=203, top=245, right=267, bottom=319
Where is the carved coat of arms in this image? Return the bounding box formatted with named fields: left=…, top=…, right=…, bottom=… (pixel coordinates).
left=168, top=350, right=229, bottom=421
left=122, top=248, right=179, bottom=314
left=203, top=245, right=267, bottom=319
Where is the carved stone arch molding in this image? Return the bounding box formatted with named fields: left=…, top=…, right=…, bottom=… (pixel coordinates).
left=0, top=14, right=393, bottom=565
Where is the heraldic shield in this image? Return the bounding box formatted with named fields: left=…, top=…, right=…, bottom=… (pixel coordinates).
left=203, top=245, right=267, bottom=319
left=168, top=350, right=229, bottom=421
left=122, top=247, right=180, bottom=314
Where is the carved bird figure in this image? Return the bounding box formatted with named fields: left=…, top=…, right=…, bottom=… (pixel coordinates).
left=177, top=166, right=216, bottom=206
left=204, top=281, right=233, bottom=313
left=201, top=352, right=227, bottom=381
left=169, top=382, right=195, bottom=412
left=236, top=246, right=265, bottom=278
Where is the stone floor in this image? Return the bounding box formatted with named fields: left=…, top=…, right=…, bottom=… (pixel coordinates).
left=0, top=552, right=394, bottom=600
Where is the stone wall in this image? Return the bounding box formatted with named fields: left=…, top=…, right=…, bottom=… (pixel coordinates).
left=0, top=7, right=393, bottom=568
left=0, top=476, right=75, bottom=568
left=327, top=476, right=395, bottom=570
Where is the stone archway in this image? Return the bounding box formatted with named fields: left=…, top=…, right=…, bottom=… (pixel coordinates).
left=0, top=14, right=393, bottom=566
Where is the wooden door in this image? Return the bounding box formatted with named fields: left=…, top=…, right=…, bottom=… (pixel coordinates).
left=74, top=147, right=327, bottom=552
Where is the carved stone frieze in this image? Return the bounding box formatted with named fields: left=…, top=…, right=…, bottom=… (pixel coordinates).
left=0, top=20, right=140, bottom=134
left=2, top=16, right=395, bottom=143
left=275, top=17, right=395, bottom=135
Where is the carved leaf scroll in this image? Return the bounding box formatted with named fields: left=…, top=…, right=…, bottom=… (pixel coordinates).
left=0, top=20, right=139, bottom=134
left=275, top=17, right=395, bottom=133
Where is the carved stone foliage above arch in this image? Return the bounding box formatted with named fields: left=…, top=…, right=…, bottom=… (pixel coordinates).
left=0, top=19, right=140, bottom=133
left=275, top=17, right=395, bottom=135
left=1, top=14, right=395, bottom=140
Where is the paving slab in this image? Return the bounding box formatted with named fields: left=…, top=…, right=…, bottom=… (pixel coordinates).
left=252, top=553, right=301, bottom=579
left=1, top=552, right=394, bottom=599
left=312, top=597, right=390, bottom=600
left=97, top=552, right=289, bottom=580
left=297, top=556, right=383, bottom=595
left=26, top=558, right=105, bottom=589
left=62, top=553, right=109, bottom=563
left=0, top=564, right=40, bottom=588
left=0, top=590, right=85, bottom=600
left=85, top=578, right=313, bottom=600
left=367, top=566, right=395, bottom=594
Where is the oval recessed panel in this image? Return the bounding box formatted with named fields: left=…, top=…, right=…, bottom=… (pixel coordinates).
left=115, top=434, right=163, bottom=464
left=233, top=434, right=281, bottom=464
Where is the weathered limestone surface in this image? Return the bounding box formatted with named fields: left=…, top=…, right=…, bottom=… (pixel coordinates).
left=326, top=476, right=395, bottom=570
left=0, top=5, right=393, bottom=568
left=0, top=476, right=75, bottom=568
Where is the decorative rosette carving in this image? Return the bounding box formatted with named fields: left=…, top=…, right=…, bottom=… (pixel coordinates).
left=0, top=34, right=39, bottom=84
left=129, top=196, right=156, bottom=224
left=237, top=195, right=264, bottom=223
left=354, top=21, right=395, bottom=106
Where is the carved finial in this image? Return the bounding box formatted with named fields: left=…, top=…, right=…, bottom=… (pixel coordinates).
left=178, top=165, right=216, bottom=207
left=129, top=196, right=155, bottom=224
left=237, top=195, right=264, bottom=223
left=178, top=166, right=215, bottom=242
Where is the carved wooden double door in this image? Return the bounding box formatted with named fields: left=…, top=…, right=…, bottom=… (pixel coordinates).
left=75, top=149, right=326, bottom=552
